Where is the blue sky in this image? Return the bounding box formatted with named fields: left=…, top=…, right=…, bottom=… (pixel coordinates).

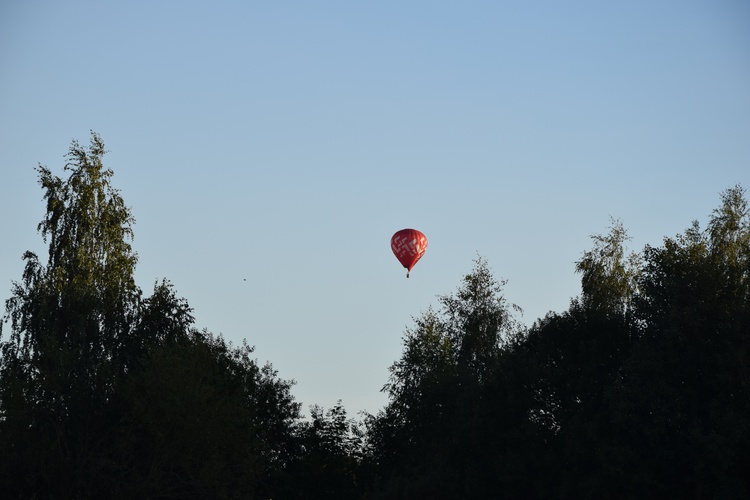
left=2, top=0, right=749, bottom=415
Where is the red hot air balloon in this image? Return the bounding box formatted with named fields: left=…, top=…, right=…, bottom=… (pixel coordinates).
left=391, top=229, right=428, bottom=278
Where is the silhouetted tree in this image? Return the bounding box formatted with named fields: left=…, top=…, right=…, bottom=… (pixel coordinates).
left=0, top=133, right=140, bottom=497
left=364, top=187, right=749, bottom=498
left=575, top=217, right=641, bottom=316
left=280, top=401, right=365, bottom=499
left=365, top=257, right=523, bottom=498
left=0, top=133, right=302, bottom=499
left=5, top=133, right=748, bottom=498
left=112, top=327, right=300, bottom=499
left=613, top=185, right=750, bottom=498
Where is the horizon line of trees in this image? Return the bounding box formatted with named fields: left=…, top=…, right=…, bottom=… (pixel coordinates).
left=1, top=132, right=748, bottom=498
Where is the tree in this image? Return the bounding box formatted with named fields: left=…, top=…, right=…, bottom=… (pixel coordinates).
left=365, top=188, right=749, bottom=498
left=0, top=132, right=141, bottom=497
left=112, top=328, right=301, bottom=499
left=365, top=257, right=523, bottom=498
left=0, top=133, right=303, bottom=498
left=575, top=217, right=640, bottom=317
left=382, top=256, right=520, bottom=405
left=617, top=185, right=750, bottom=498
left=281, top=402, right=365, bottom=499
left=518, top=303, right=633, bottom=497
left=442, top=255, right=522, bottom=379
left=708, top=184, right=750, bottom=263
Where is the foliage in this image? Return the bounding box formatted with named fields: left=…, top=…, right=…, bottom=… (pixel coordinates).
left=364, top=186, right=750, bottom=498
left=365, top=256, right=525, bottom=498
left=0, top=133, right=141, bottom=497
left=112, top=328, right=300, bottom=499
left=2, top=132, right=748, bottom=498
left=0, top=133, right=301, bottom=499
left=575, top=217, right=641, bottom=316
left=280, top=402, right=365, bottom=499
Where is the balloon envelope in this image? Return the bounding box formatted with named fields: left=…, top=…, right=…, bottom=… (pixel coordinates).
left=391, top=229, right=428, bottom=275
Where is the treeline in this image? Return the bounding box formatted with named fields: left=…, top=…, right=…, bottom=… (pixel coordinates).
left=365, top=210, right=749, bottom=498
left=1, top=133, right=748, bottom=498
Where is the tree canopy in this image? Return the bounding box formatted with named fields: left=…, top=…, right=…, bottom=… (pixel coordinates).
left=1, top=133, right=748, bottom=498
left=0, top=134, right=301, bottom=499
left=363, top=186, right=750, bottom=499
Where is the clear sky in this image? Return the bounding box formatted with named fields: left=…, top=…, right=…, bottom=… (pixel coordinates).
left=2, top=0, right=749, bottom=416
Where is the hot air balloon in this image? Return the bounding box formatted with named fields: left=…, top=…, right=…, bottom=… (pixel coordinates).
left=391, top=228, right=428, bottom=278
